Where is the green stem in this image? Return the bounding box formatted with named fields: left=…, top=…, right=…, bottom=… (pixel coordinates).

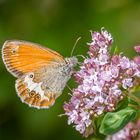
left=128, top=104, right=140, bottom=110
left=128, top=92, right=140, bottom=106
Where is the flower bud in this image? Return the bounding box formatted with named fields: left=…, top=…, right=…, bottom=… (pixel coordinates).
left=134, top=45, right=140, bottom=53
left=134, top=56, right=140, bottom=66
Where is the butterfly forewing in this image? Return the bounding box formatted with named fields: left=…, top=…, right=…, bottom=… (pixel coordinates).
left=2, top=40, right=65, bottom=77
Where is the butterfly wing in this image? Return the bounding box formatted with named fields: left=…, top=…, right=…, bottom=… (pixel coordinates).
left=2, top=40, right=68, bottom=109
left=15, top=73, right=56, bottom=109
left=15, top=65, right=71, bottom=109
left=2, top=40, right=65, bottom=77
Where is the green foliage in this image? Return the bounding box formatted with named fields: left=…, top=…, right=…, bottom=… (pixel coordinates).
left=116, top=97, right=129, bottom=111
left=99, top=107, right=137, bottom=135
left=128, top=98, right=139, bottom=106
left=90, top=114, right=105, bottom=139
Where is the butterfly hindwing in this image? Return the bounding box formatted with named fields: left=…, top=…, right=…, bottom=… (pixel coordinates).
left=16, top=72, right=58, bottom=109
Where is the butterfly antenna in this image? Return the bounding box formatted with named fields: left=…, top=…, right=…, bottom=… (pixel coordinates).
left=71, top=37, right=82, bottom=57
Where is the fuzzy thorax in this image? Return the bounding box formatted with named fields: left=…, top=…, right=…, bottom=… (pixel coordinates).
left=65, top=56, right=78, bottom=68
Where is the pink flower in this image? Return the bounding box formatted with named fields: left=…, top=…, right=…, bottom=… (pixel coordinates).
left=134, top=56, right=140, bottom=66
left=111, top=55, right=120, bottom=65
left=122, top=78, right=133, bottom=89
left=63, top=28, right=140, bottom=137
left=134, top=45, right=140, bottom=53
left=120, top=56, right=130, bottom=69
left=110, top=65, right=119, bottom=78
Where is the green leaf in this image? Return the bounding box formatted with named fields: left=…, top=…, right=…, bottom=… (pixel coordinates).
left=116, top=97, right=128, bottom=111
left=99, top=107, right=137, bottom=135
left=128, top=98, right=139, bottom=106
left=88, top=115, right=105, bottom=140
left=95, top=114, right=105, bottom=128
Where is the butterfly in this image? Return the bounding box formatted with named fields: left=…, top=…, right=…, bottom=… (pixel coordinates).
left=2, top=40, right=78, bottom=109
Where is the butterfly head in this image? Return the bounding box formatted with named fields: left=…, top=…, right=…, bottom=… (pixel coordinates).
left=65, top=56, right=78, bottom=68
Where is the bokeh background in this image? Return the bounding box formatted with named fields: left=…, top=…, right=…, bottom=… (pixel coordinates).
left=0, top=0, right=140, bottom=140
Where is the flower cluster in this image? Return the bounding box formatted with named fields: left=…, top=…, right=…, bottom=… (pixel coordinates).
left=106, top=120, right=140, bottom=140
left=63, top=28, right=140, bottom=137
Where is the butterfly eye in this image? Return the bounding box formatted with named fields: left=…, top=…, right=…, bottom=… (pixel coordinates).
left=35, top=94, right=41, bottom=100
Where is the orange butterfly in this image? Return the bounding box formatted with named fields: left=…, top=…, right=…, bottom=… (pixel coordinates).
left=2, top=40, right=78, bottom=109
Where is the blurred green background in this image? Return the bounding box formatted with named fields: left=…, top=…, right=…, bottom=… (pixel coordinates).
left=0, top=0, right=140, bottom=140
